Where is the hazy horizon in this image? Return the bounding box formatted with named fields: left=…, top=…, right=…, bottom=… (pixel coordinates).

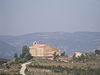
left=0, top=31, right=100, bottom=36
left=0, top=0, right=100, bottom=35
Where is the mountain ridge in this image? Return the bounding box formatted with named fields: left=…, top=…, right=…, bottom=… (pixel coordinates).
left=0, top=32, right=100, bottom=58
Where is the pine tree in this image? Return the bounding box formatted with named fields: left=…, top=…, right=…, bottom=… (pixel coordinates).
left=14, top=53, right=18, bottom=62
left=20, top=45, right=33, bottom=60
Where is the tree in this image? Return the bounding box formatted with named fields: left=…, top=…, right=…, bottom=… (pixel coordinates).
left=53, top=52, right=59, bottom=60
left=20, top=45, right=32, bottom=60
left=95, top=50, right=100, bottom=55
left=61, top=51, right=66, bottom=56
left=21, top=46, right=29, bottom=58
left=14, top=53, right=18, bottom=59
left=14, top=53, right=18, bottom=62
left=78, top=54, right=85, bottom=61
left=25, top=51, right=33, bottom=60
left=73, top=53, right=77, bottom=60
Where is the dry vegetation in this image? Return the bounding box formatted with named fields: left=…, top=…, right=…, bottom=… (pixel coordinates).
left=0, top=54, right=100, bottom=75
left=0, top=60, right=21, bottom=75
left=25, top=56, right=100, bottom=75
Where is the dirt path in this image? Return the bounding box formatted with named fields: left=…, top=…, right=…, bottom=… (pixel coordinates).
left=20, top=62, right=31, bottom=75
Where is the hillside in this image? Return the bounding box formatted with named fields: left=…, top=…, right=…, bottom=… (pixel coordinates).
left=0, top=32, right=100, bottom=58
left=0, top=41, right=17, bottom=58
left=0, top=58, right=9, bottom=65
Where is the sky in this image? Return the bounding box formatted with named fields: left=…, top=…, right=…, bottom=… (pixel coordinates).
left=0, top=0, right=100, bottom=35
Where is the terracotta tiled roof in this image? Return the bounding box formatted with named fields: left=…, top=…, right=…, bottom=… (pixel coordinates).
left=29, top=44, right=50, bottom=48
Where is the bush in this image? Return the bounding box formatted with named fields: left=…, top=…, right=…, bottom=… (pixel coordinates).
left=0, top=72, right=10, bottom=75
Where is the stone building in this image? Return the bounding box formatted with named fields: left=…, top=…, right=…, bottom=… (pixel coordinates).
left=74, top=52, right=87, bottom=58
left=29, top=42, right=61, bottom=57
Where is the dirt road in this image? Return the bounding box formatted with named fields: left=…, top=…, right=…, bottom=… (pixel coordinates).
left=20, top=62, right=31, bottom=75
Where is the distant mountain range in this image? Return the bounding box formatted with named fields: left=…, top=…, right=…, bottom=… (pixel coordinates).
left=0, top=32, right=100, bottom=59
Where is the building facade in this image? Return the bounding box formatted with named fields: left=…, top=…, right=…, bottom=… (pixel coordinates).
left=29, top=42, right=60, bottom=57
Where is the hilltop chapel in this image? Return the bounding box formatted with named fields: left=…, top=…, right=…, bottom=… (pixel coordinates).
left=29, top=42, right=61, bottom=57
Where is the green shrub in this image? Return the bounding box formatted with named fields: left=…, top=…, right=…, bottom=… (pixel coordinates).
left=0, top=72, right=10, bottom=75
